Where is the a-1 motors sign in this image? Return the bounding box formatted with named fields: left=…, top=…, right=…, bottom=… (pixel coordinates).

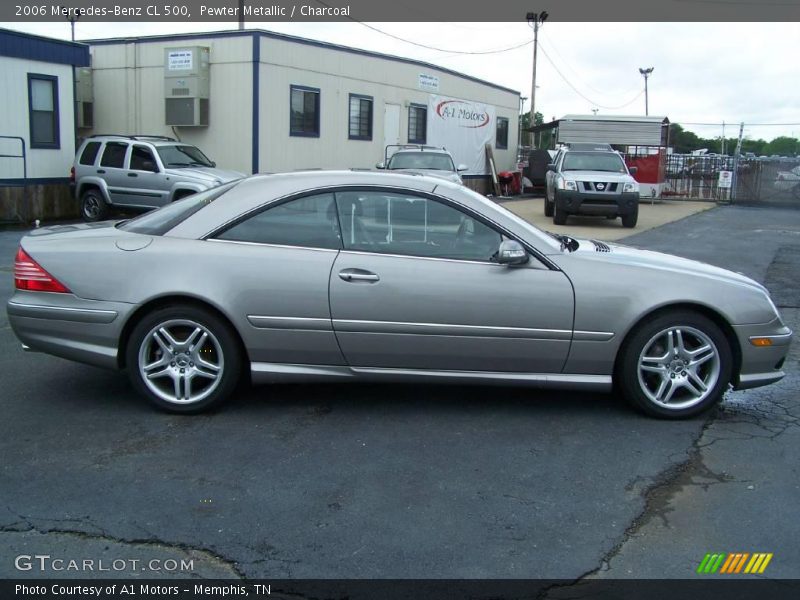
left=427, top=95, right=497, bottom=175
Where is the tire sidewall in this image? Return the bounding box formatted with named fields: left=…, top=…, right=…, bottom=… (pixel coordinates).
left=618, top=311, right=732, bottom=419
left=126, top=305, right=242, bottom=413
left=81, top=190, right=108, bottom=222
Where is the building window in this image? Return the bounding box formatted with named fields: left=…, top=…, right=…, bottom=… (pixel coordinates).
left=28, top=74, right=59, bottom=149
left=496, top=117, right=509, bottom=150
left=408, top=104, right=427, bottom=144
left=348, top=94, right=373, bottom=140
left=290, top=85, right=320, bottom=137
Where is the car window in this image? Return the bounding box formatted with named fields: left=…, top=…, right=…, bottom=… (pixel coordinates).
left=216, top=193, right=341, bottom=250
left=79, top=141, right=101, bottom=166
left=387, top=153, right=454, bottom=171
left=336, top=191, right=502, bottom=262
left=130, top=145, right=158, bottom=172
left=117, top=181, right=239, bottom=236
left=157, top=144, right=214, bottom=168
left=562, top=152, right=626, bottom=173
left=100, top=142, right=128, bottom=168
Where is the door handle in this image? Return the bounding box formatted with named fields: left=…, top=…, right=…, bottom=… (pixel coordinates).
left=338, top=269, right=380, bottom=283
left=127, top=173, right=138, bottom=177
left=96, top=169, right=106, bottom=174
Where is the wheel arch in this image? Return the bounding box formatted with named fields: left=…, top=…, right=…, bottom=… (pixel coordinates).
left=117, top=294, right=250, bottom=370
left=77, top=179, right=110, bottom=203
left=613, top=301, right=742, bottom=384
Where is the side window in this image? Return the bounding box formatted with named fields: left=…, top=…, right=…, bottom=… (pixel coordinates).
left=408, top=104, right=427, bottom=144
left=28, top=74, right=59, bottom=149
left=216, top=193, right=341, bottom=250
left=348, top=94, right=373, bottom=140
left=100, top=142, right=128, bottom=168
left=79, top=141, right=101, bottom=165
left=290, top=85, right=320, bottom=137
left=130, top=145, right=158, bottom=172
left=496, top=117, right=509, bottom=150
left=336, top=191, right=503, bottom=262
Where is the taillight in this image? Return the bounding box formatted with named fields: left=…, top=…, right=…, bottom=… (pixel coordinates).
left=69, top=166, right=75, bottom=182
left=14, top=247, right=70, bottom=293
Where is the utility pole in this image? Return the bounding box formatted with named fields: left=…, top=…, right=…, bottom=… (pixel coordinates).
left=638, top=67, right=654, bottom=116
left=527, top=11, right=548, bottom=148
left=239, top=0, right=245, bottom=29
left=731, top=122, right=745, bottom=202
left=518, top=96, right=527, bottom=157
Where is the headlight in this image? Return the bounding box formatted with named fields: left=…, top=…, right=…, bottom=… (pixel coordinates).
left=623, top=182, right=639, bottom=193
left=557, top=178, right=577, bottom=191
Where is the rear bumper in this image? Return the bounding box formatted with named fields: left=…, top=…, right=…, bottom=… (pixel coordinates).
left=7, top=291, right=134, bottom=370
left=732, top=318, right=792, bottom=390
left=555, top=190, right=639, bottom=216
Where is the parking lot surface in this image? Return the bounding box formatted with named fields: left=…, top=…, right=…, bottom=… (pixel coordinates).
left=0, top=203, right=798, bottom=582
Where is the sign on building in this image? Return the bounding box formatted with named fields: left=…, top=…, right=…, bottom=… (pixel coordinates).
left=418, top=73, right=439, bottom=92
left=167, top=50, right=193, bottom=71
left=718, top=170, right=733, bottom=189
left=427, top=95, right=496, bottom=175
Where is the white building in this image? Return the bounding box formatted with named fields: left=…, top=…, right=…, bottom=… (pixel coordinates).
left=85, top=29, right=520, bottom=193
left=0, top=29, right=90, bottom=221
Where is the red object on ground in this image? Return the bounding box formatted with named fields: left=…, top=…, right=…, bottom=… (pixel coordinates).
left=497, top=170, right=522, bottom=195
left=625, top=150, right=666, bottom=185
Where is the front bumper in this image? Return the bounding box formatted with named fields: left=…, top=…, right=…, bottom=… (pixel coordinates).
left=7, top=291, right=134, bottom=370
left=555, top=190, right=639, bottom=216
left=732, top=318, right=792, bottom=390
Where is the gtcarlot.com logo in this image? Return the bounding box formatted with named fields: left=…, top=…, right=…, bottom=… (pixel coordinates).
left=697, top=552, right=773, bottom=574
left=15, top=554, right=194, bottom=573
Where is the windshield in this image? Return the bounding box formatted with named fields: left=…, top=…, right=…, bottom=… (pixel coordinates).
left=117, top=180, right=239, bottom=235
left=157, top=145, right=214, bottom=168
left=562, top=152, right=627, bottom=173
left=388, top=152, right=455, bottom=171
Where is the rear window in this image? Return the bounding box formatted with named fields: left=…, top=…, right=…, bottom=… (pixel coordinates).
left=388, top=152, right=455, bottom=171
left=79, top=141, right=101, bottom=165
left=117, top=180, right=240, bottom=236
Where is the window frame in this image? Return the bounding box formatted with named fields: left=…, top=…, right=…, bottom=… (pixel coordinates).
left=289, top=85, right=321, bottom=138
left=129, top=144, right=161, bottom=173
left=27, top=73, right=60, bottom=150
left=407, top=103, right=427, bottom=144
left=348, top=93, right=374, bottom=141
left=495, top=116, right=509, bottom=150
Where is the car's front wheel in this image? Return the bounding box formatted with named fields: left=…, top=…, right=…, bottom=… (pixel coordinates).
left=617, top=311, right=732, bottom=419
left=553, top=201, right=568, bottom=225
left=544, top=196, right=554, bottom=217
left=126, top=305, right=243, bottom=413
left=621, top=208, right=638, bottom=228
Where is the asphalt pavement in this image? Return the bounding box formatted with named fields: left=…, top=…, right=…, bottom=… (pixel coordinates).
left=0, top=204, right=798, bottom=585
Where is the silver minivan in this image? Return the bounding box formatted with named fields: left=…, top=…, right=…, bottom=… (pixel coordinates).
left=71, top=135, right=244, bottom=221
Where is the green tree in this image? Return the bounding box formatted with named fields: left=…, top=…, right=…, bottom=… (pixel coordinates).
left=763, top=136, right=799, bottom=156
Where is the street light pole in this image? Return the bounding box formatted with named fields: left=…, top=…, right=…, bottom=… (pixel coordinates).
left=527, top=11, right=548, bottom=148
left=638, top=67, right=654, bottom=116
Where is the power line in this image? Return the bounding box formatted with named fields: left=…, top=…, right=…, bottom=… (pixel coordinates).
left=679, top=122, right=800, bottom=127
left=537, top=44, right=645, bottom=110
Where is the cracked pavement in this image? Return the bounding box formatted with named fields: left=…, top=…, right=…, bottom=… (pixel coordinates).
left=0, top=204, right=798, bottom=582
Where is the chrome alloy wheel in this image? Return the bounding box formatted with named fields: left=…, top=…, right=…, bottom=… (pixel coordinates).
left=82, top=196, right=100, bottom=219
left=137, top=319, right=224, bottom=405
left=637, top=326, right=721, bottom=410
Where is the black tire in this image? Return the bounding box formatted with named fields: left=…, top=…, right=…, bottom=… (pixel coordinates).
left=544, top=196, right=554, bottom=217
left=617, top=311, right=733, bottom=419
left=80, top=189, right=109, bottom=222
left=553, top=201, right=568, bottom=225
left=621, top=207, right=639, bottom=228
left=126, top=305, right=243, bottom=413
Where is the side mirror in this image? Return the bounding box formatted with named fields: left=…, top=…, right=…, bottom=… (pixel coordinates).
left=456, top=164, right=468, bottom=172
left=211, top=161, right=217, bottom=168
left=497, top=240, right=529, bottom=266
left=547, top=163, right=556, bottom=171
left=375, top=162, right=386, bottom=170
left=628, top=166, right=638, bottom=175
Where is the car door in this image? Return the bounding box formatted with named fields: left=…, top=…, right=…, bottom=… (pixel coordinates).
left=97, top=141, right=130, bottom=205
left=208, top=193, right=346, bottom=366
left=329, top=189, right=575, bottom=373
left=545, top=149, right=561, bottom=202
left=120, top=144, right=170, bottom=208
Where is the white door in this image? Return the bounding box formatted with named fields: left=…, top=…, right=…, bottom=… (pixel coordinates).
left=383, top=104, right=401, bottom=159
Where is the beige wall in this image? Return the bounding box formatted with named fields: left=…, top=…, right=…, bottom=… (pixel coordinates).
left=0, top=56, right=76, bottom=180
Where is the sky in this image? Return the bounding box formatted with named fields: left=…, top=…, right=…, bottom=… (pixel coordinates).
left=3, top=20, right=799, bottom=142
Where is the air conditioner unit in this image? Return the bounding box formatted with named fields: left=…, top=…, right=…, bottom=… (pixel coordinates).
left=75, top=67, right=93, bottom=129
left=164, top=46, right=210, bottom=126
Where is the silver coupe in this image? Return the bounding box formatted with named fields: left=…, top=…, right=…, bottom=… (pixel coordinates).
left=8, top=171, right=792, bottom=418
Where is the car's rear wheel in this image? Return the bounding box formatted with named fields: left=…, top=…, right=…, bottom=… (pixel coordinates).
left=617, top=311, right=732, bottom=419
left=126, top=306, right=243, bottom=413
left=553, top=202, right=568, bottom=225
left=544, top=196, right=554, bottom=217
left=80, top=189, right=109, bottom=222
left=621, top=207, right=638, bottom=228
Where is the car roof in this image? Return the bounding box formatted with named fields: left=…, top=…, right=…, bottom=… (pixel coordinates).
left=82, top=135, right=186, bottom=147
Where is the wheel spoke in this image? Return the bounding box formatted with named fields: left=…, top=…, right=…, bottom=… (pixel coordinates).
left=173, top=373, right=183, bottom=400
left=686, top=371, right=708, bottom=395
left=184, top=374, right=193, bottom=399
left=151, top=331, right=173, bottom=355
left=689, top=346, right=715, bottom=366
left=185, top=327, right=204, bottom=350
left=193, top=364, right=218, bottom=380
left=641, top=356, right=666, bottom=374
left=655, top=378, right=676, bottom=404
left=674, top=329, right=687, bottom=355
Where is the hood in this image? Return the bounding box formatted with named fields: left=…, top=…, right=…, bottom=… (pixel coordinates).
left=390, top=168, right=463, bottom=184
left=562, top=170, right=634, bottom=183
left=163, top=166, right=245, bottom=184
left=572, top=238, right=766, bottom=293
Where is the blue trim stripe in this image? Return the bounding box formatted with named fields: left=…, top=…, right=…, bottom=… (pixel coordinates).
left=84, top=29, right=519, bottom=96
left=0, top=28, right=90, bottom=67
left=0, top=177, right=71, bottom=186
left=252, top=33, right=260, bottom=175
